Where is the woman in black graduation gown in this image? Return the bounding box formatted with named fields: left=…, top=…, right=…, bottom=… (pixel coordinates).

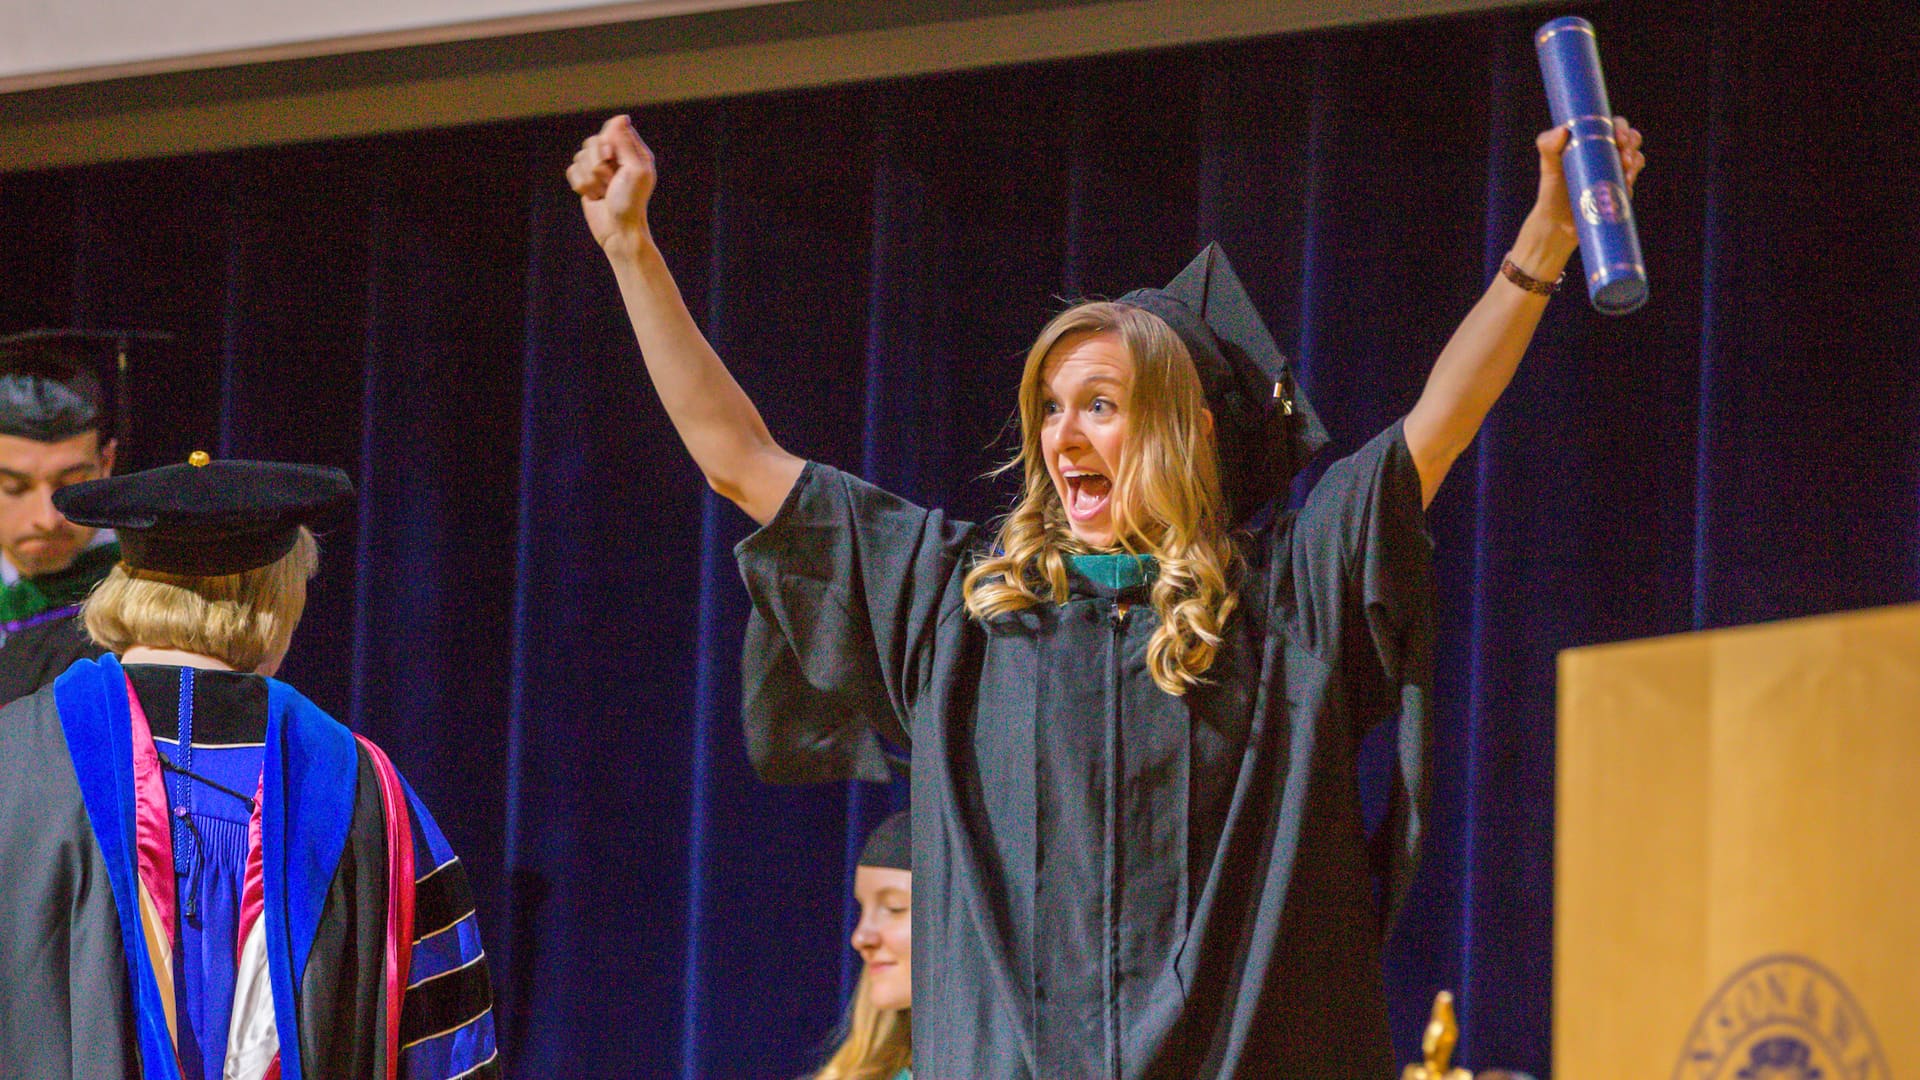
left=567, top=115, right=1643, bottom=1077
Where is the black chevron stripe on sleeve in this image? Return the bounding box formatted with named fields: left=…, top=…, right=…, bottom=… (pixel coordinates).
left=400, top=954, right=494, bottom=1048
left=412, top=858, right=476, bottom=942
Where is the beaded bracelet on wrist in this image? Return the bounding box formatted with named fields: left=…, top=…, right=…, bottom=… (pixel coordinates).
left=1500, top=256, right=1563, bottom=296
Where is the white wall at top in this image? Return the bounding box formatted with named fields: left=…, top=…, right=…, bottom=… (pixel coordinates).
left=3, top=0, right=1547, bottom=168
left=0, top=0, right=791, bottom=84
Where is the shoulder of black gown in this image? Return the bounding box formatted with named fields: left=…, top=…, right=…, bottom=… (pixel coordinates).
left=1270, top=417, right=1433, bottom=670
left=0, top=682, right=141, bottom=1073
left=0, top=614, right=105, bottom=708
left=734, top=461, right=980, bottom=785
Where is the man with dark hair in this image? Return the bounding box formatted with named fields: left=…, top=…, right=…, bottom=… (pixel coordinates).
left=0, top=330, right=121, bottom=704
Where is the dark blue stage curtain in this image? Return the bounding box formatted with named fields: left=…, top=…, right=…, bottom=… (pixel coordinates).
left=6, top=0, right=1918, bottom=1074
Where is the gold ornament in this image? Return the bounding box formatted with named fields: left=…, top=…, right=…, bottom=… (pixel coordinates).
left=1402, top=991, right=1472, bottom=1080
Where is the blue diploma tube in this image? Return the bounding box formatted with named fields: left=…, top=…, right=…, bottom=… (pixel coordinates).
left=1536, top=16, right=1647, bottom=314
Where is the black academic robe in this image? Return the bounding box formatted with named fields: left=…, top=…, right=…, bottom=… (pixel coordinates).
left=737, top=421, right=1433, bottom=1079
left=0, top=541, right=118, bottom=706
left=0, top=613, right=104, bottom=705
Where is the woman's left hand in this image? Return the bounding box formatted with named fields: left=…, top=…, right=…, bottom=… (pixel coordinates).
left=1405, top=116, right=1647, bottom=507
left=1530, top=115, right=1646, bottom=247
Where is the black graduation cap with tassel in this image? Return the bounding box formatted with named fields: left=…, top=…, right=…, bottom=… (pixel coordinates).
left=0, top=327, right=172, bottom=450
left=1119, top=243, right=1329, bottom=524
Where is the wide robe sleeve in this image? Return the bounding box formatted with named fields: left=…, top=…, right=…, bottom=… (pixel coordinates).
left=298, top=744, right=499, bottom=1080
left=0, top=685, right=141, bottom=1078
left=395, top=775, right=498, bottom=1080
left=1280, top=418, right=1435, bottom=930
left=734, top=462, right=979, bottom=785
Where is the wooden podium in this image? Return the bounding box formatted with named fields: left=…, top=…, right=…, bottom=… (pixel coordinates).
left=1555, top=603, right=1919, bottom=1080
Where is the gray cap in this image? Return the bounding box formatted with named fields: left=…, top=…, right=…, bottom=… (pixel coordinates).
left=857, top=810, right=910, bottom=871
left=0, top=328, right=166, bottom=445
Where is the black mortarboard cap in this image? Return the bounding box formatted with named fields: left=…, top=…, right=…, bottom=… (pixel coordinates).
left=858, top=810, right=910, bottom=871
left=1118, top=243, right=1329, bottom=523
left=0, top=328, right=167, bottom=445
left=53, top=454, right=354, bottom=576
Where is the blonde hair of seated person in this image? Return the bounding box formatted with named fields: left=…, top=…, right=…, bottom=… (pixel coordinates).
left=813, top=967, right=910, bottom=1080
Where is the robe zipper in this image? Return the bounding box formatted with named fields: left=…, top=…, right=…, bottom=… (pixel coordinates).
left=1105, top=600, right=1128, bottom=1080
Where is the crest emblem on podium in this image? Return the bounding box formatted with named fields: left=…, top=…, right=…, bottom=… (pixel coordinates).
left=1675, top=955, right=1889, bottom=1080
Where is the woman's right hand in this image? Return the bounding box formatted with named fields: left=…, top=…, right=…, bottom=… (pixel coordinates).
left=567, top=114, right=657, bottom=257
left=563, top=113, right=803, bottom=524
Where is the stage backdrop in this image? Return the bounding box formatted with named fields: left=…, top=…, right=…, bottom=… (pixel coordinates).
left=4, top=0, right=1917, bottom=1075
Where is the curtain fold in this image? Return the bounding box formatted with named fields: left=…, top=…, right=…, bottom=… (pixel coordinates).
left=5, top=2, right=1918, bottom=1074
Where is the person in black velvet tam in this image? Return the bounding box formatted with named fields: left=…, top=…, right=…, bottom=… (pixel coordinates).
left=0, top=330, right=123, bottom=705
left=0, top=455, right=499, bottom=1080
left=567, top=113, right=1643, bottom=1077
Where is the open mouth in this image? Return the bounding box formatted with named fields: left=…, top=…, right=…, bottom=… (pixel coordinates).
left=1062, top=469, right=1112, bottom=524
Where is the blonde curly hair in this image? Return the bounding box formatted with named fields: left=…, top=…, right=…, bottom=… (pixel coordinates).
left=963, top=302, right=1239, bottom=695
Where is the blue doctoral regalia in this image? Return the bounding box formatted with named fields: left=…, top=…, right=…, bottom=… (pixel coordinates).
left=0, top=655, right=498, bottom=1079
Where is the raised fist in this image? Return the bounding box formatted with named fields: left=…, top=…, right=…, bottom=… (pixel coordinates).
left=567, top=114, right=658, bottom=255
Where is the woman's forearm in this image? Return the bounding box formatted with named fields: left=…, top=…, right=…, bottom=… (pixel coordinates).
left=1403, top=117, right=1643, bottom=508
left=606, top=237, right=803, bottom=525
left=1403, top=209, right=1577, bottom=507
left=568, top=116, right=802, bottom=525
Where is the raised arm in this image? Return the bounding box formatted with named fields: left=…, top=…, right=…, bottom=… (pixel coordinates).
left=1403, top=118, right=1646, bottom=507
left=567, top=115, right=804, bottom=525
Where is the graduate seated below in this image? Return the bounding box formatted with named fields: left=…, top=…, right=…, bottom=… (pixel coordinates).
left=812, top=811, right=913, bottom=1080
left=0, top=454, right=498, bottom=1080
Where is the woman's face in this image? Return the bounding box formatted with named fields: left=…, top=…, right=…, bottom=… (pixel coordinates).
left=851, top=866, right=912, bottom=1012
left=1038, top=330, right=1133, bottom=549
